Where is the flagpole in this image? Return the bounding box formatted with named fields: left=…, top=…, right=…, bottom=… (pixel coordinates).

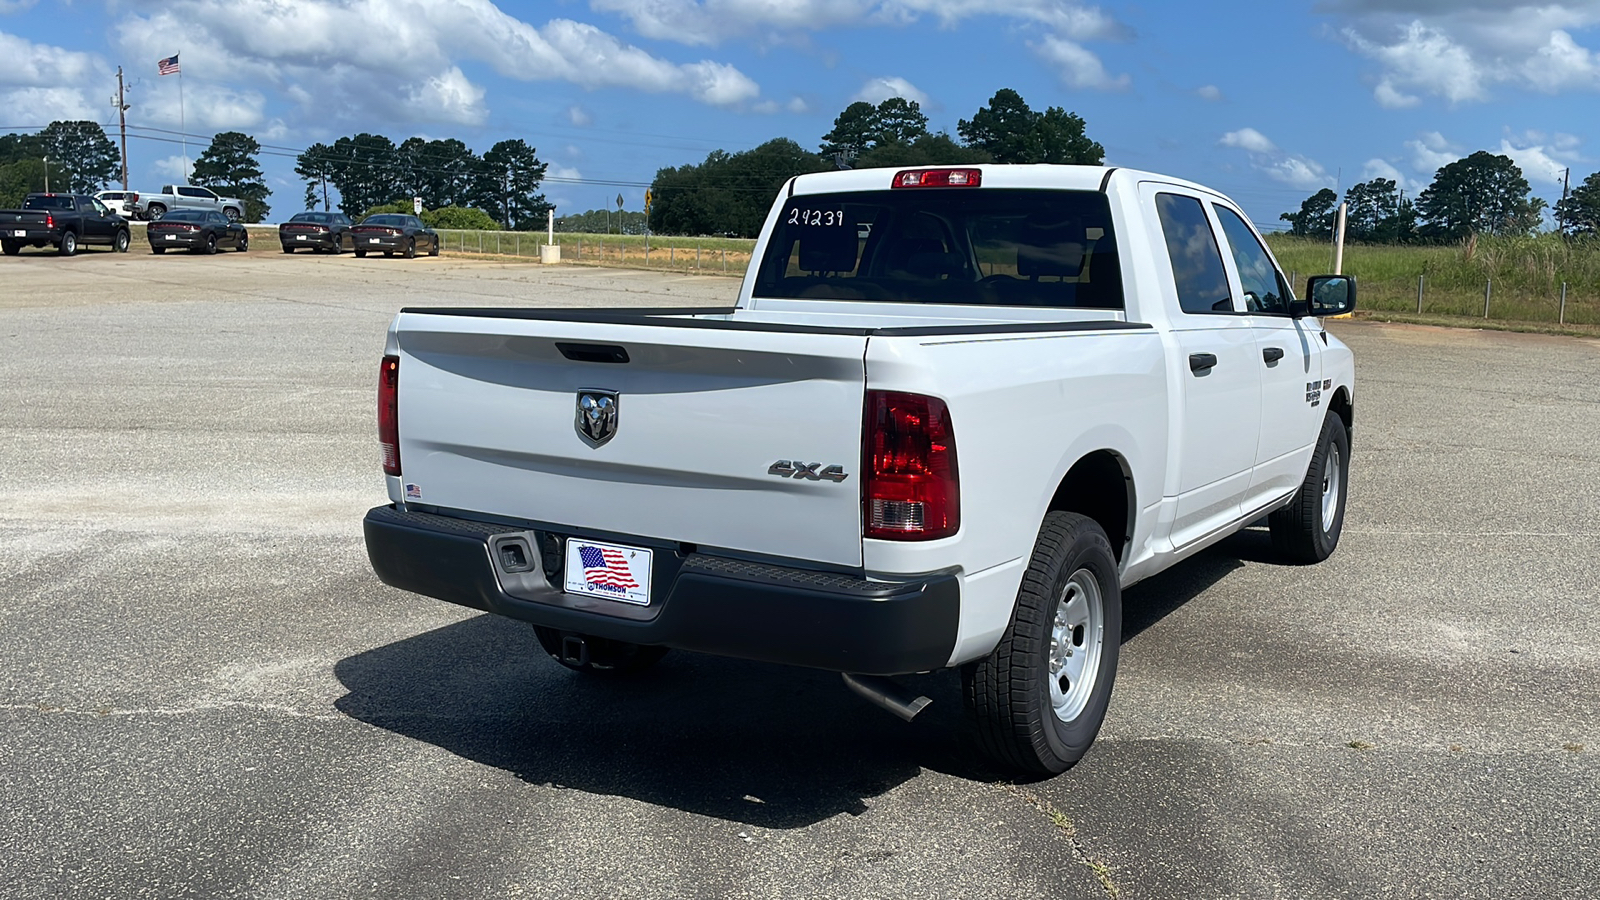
left=178, top=62, right=188, bottom=181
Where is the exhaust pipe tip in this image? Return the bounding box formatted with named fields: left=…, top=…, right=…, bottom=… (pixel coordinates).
left=842, top=673, right=932, bottom=722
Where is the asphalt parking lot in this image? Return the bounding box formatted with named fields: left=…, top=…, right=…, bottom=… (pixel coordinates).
left=2, top=250, right=1597, bottom=899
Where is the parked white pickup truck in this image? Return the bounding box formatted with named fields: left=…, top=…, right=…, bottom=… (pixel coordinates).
left=133, top=184, right=245, bottom=222
left=363, top=165, right=1356, bottom=774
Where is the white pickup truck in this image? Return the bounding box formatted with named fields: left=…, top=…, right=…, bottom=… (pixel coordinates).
left=363, top=165, right=1356, bottom=775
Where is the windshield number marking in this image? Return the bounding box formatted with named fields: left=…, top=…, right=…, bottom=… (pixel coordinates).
left=787, top=208, right=844, bottom=227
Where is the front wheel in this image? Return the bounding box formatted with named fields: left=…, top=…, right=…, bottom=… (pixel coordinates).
left=147, top=205, right=166, bottom=221
left=114, top=229, right=130, bottom=253
left=58, top=231, right=77, bottom=256
left=236, top=234, right=248, bottom=252
left=532, top=626, right=668, bottom=675
left=1269, top=413, right=1350, bottom=563
left=964, top=511, right=1122, bottom=776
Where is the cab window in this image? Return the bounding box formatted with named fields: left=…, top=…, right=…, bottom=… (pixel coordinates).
left=1214, top=206, right=1292, bottom=314
left=1154, top=193, right=1233, bottom=314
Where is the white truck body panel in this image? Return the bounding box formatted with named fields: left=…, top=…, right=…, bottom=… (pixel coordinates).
left=379, top=164, right=1355, bottom=671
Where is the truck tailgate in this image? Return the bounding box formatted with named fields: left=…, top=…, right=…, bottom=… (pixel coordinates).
left=394, top=312, right=870, bottom=568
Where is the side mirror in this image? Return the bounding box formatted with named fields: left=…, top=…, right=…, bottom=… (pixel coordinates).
left=1299, top=274, right=1356, bottom=318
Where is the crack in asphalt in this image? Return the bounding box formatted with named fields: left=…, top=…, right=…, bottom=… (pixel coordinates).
left=1002, top=782, right=1122, bottom=899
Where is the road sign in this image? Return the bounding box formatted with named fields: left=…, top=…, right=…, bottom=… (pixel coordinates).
left=412, top=197, right=422, bottom=215
left=616, top=193, right=624, bottom=210
left=644, top=189, right=653, bottom=209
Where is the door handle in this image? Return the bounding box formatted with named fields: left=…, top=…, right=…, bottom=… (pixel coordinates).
left=1189, top=352, right=1218, bottom=373
left=1263, top=347, right=1285, bottom=363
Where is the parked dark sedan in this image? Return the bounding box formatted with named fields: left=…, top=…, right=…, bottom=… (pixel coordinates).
left=349, top=214, right=439, bottom=258
left=147, top=209, right=249, bottom=254
left=279, top=211, right=353, bottom=253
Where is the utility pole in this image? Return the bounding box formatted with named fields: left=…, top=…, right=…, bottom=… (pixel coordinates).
left=43, top=156, right=49, bottom=193
left=114, top=67, right=130, bottom=189
left=320, top=170, right=329, bottom=212
left=504, top=165, right=512, bottom=230
left=1559, top=167, right=1571, bottom=234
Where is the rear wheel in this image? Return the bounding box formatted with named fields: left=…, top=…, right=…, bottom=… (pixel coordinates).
left=114, top=229, right=130, bottom=253
left=964, top=511, right=1122, bottom=776
left=58, top=231, right=77, bottom=256
left=1269, top=412, right=1350, bottom=563
left=403, top=237, right=416, bottom=259
left=204, top=234, right=218, bottom=255
left=2, top=241, right=18, bottom=256
left=224, top=208, right=241, bottom=223
left=330, top=234, right=343, bottom=254
left=282, top=245, right=294, bottom=254
left=533, top=626, right=668, bottom=675
left=354, top=249, right=366, bottom=258
left=152, top=246, right=166, bottom=254
left=428, top=236, right=439, bottom=256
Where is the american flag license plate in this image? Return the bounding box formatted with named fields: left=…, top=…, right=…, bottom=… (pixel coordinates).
left=563, top=538, right=652, bottom=605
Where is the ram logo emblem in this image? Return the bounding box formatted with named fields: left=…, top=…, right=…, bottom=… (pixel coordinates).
left=769, top=460, right=849, bottom=483
left=576, top=390, right=620, bottom=447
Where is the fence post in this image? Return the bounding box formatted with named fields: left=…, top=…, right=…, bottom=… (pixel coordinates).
left=696, top=245, right=702, bottom=270
left=722, top=249, right=726, bottom=272
left=516, top=233, right=520, bottom=257
left=1560, top=282, right=1568, bottom=325
left=1484, top=279, right=1491, bottom=318
left=670, top=246, right=674, bottom=265
left=1417, top=274, right=1425, bottom=314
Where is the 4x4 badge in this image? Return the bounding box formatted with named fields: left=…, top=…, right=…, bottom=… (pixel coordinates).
left=576, top=389, right=619, bottom=447
left=768, top=460, right=849, bottom=483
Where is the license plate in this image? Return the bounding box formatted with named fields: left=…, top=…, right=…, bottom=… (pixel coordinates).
left=563, top=539, right=652, bottom=606
left=165, top=234, right=177, bottom=240
left=368, top=237, right=380, bottom=244
left=296, top=234, right=307, bottom=241
left=11, top=229, right=23, bottom=237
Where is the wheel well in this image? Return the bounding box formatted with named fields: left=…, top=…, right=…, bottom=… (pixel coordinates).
left=1328, top=387, right=1353, bottom=444
left=1046, top=450, right=1133, bottom=563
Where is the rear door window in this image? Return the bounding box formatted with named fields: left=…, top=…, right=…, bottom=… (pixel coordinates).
left=753, top=188, right=1123, bottom=309
left=1154, top=193, right=1234, bottom=315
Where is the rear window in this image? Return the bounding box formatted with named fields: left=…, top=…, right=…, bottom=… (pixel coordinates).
left=23, top=196, right=75, bottom=211
left=364, top=215, right=404, bottom=226
left=163, top=210, right=205, bottom=222
left=290, top=213, right=331, bottom=223
left=753, top=188, right=1122, bottom=309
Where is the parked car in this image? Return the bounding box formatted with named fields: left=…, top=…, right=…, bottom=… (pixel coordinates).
left=146, top=209, right=249, bottom=254
left=361, top=164, right=1358, bottom=776
left=95, top=190, right=143, bottom=220
left=1, top=193, right=131, bottom=256
left=134, top=185, right=246, bottom=222
left=279, top=211, right=353, bottom=253
left=350, top=214, right=439, bottom=258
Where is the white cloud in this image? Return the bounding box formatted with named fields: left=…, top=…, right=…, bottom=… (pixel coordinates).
left=0, top=0, right=39, bottom=13
left=1405, top=130, right=1460, bottom=173
left=1327, top=5, right=1600, bottom=105
left=567, top=105, right=592, bottom=127
left=752, top=99, right=780, bottom=114
left=787, top=95, right=810, bottom=113
left=1498, top=138, right=1569, bottom=186
left=0, top=86, right=100, bottom=123
left=0, top=31, right=103, bottom=118
left=589, top=0, right=1128, bottom=46
left=1196, top=84, right=1222, bottom=101
left=1219, top=126, right=1330, bottom=190
left=138, top=80, right=270, bottom=131
left=854, top=76, right=928, bottom=105
left=112, top=0, right=766, bottom=126
left=1031, top=34, right=1128, bottom=90
left=1220, top=127, right=1277, bottom=154
left=548, top=164, right=582, bottom=181
left=152, top=154, right=192, bottom=181
left=1362, top=157, right=1409, bottom=190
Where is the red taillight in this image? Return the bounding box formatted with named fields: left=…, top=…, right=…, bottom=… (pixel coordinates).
left=378, top=355, right=400, bottom=476
left=891, top=168, right=982, bottom=189
left=45, top=214, right=53, bottom=228
left=863, top=390, right=959, bottom=540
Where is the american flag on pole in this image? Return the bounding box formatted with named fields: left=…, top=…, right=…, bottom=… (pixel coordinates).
left=158, top=55, right=180, bottom=76
left=578, top=545, right=639, bottom=589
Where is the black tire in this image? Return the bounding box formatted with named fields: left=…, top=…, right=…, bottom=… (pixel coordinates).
left=330, top=235, right=343, bottom=254
left=964, top=511, right=1122, bottom=776
left=58, top=231, right=77, bottom=257
left=532, top=626, right=668, bottom=675
left=428, top=237, right=439, bottom=257
left=152, top=246, right=166, bottom=255
left=2, top=241, right=18, bottom=256
left=383, top=250, right=393, bottom=258
left=147, top=205, right=166, bottom=221
left=1269, top=413, right=1350, bottom=564
left=283, top=245, right=294, bottom=254
left=204, top=234, right=218, bottom=255
left=403, top=237, right=416, bottom=259
left=224, top=207, right=241, bottom=223
left=236, top=234, right=248, bottom=252
left=114, top=229, right=130, bottom=253
left=354, top=249, right=366, bottom=258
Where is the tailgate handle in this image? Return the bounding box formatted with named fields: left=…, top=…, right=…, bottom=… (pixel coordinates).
left=557, top=342, right=630, bottom=364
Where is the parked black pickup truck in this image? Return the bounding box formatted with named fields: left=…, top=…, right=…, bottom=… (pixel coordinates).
left=1, top=193, right=132, bottom=256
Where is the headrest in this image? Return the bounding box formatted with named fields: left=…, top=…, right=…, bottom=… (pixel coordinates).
left=1017, top=223, right=1087, bottom=278
left=797, top=227, right=860, bottom=274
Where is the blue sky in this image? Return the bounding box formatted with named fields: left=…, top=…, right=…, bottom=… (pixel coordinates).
left=2, top=0, right=1596, bottom=228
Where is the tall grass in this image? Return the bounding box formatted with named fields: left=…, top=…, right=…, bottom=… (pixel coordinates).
left=1266, top=233, right=1600, bottom=326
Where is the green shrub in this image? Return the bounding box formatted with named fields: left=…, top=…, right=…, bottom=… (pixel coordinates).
left=425, top=206, right=500, bottom=230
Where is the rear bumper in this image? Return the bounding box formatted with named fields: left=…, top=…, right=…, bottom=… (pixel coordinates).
left=281, top=231, right=338, bottom=248
left=3, top=227, right=57, bottom=243
left=354, top=235, right=406, bottom=251
left=363, top=505, right=960, bottom=675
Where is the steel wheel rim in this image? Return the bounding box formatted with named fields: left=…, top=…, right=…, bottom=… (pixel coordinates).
left=1321, top=443, right=1342, bottom=532
left=1048, top=567, right=1105, bottom=723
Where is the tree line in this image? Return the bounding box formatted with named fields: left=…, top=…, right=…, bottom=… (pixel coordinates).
left=293, top=135, right=551, bottom=229
left=0, top=122, right=120, bottom=208
left=1282, top=150, right=1600, bottom=243
left=647, top=88, right=1104, bottom=237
